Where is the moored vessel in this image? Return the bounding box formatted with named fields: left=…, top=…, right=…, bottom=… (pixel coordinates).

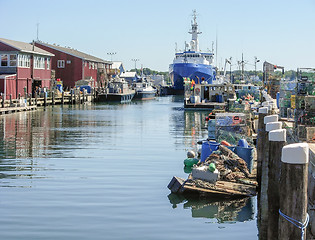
left=97, top=77, right=135, bottom=103
left=132, top=77, right=157, bottom=100
left=169, top=10, right=216, bottom=95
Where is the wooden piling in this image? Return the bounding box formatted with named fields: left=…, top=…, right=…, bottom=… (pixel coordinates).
left=70, top=89, right=73, bottom=104
left=10, top=94, right=12, bottom=106
left=29, top=93, right=32, bottom=106
left=1, top=94, right=4, bottom=108
left=257, top=107, right=268, bottom=189
left=259, top=115, right=280, bottom=240
left=279, top=143, right=309, bottom=240
left=35, top=92, right=38, bottom=106
left=83, top=90, right=85, bottom=103
left=52, top=91, right=55, bottom=105
left=267, top=129, right=286, bottom=240
left=44, top=92, right=47, bottom=106
left=62, top=91, right=64, bottom=105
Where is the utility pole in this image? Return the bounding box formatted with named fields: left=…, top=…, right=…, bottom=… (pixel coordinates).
left=107, top=52, right=116, bottom=62
left=36, top=22, right=39, bottom=41
left=131, top=59, right=139, bottom=71
left=255, top=56, right=260, bottom=82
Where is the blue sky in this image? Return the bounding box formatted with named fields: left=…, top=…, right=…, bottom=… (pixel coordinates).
left=1, top=0, right=314, bottom=71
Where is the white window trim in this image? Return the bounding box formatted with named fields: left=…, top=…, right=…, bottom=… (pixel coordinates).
left=57, top=60, right=65, bottom=68
left=1, top=54, right=17, bottom=67
left=46, top=57, right=50, bottom=70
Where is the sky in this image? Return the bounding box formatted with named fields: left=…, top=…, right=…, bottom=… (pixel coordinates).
left=1, top=0, right=315, bottom=72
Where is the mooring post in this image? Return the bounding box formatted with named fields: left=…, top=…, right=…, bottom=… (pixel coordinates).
left=62, top=91, right=64, bottom=105
left=70, top=89, right=73, bottom=105
left=279, top=143, right=309, bottom=240
left=29, top=93, right=31, bottom=106
left=10, top=94, right=12, bottom=106
left=83, top=89, right=85, bottom=103
left=267, top=128, right=286, bottom=240
left=258, top=114, right=280, bottom=240
left=35, top=92, right=38, bottom=106
left=52, top=91, right=55, bottom=105
left=1, top=93, right=4, bottom=108
left=257, top=107, right=269, bottom=189
left=44, top=92, right=47, bottom=107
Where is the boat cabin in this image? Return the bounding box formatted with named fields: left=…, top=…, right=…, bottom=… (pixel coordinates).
left=189, top=83, right=236, bottom=104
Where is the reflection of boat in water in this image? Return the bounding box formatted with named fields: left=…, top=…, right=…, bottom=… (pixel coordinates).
left=168, top=193, right=255, bottom=223
left=132, top=77, right=157, bottom=100
left=97, top=77, right=135, bottom=103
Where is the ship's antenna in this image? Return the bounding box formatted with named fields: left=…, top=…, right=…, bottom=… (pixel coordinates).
left=175, top=42, right=178, bottom=53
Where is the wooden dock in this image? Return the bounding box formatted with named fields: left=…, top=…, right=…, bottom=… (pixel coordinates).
left=168, top=176, right=257, bottom=198
left=0, top=91, right=94, bottom=115
left=0, top=105, right=37, bottom=115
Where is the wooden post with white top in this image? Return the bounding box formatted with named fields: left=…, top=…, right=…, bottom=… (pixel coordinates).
left=259, top=115, right=281, bottom=240
left=267, top=129, right=286, bottom=240
left=279, top=143, right=309, bottom=240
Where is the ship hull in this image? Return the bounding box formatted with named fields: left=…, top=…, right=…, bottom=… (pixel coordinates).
left=133, top=91, right=156, bottom=100
left=169, top=63, right=216, bottom=92
left=97, top=93, right=135, bottom=103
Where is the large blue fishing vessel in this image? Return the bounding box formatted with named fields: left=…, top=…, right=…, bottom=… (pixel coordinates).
left=169, top=10, right=216, bottom=94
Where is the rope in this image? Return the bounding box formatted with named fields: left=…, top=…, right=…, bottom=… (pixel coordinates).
left=279, top=209, right=309, bottom=240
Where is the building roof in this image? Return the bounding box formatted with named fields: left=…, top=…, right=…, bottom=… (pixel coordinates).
left=120, top=71, right=138, bottom=78
left=35, top=41, right=111, bottom=64
left=111, top=61, right=123, bottom=69
left=0, top=38, right=54, bottom=56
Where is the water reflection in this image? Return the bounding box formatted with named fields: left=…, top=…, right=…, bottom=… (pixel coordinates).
left=170, top=109, right=211, bottom=154
left=168, top=193, right=255, bottom=223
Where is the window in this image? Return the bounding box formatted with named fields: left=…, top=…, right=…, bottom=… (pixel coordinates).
left=0, top=54, right=17, bottom=67
left=57, top=60, right=65, bottom=68
left=1, top=54, right=8, bottom=66
left=34, top=56, right=45, bottom=69
left=18, top=54, right=30, bottom=67
left=46, top=57, right=50, bottom=69
left=9, top=55, right=17, bottom=66
left=66, top=60, right=71, bottom=64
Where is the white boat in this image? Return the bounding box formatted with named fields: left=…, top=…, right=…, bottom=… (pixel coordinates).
left=132, top=77, right=157, bottom=100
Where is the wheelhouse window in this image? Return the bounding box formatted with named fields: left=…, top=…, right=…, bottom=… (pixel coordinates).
left=57, top=60, right=65, bottom=68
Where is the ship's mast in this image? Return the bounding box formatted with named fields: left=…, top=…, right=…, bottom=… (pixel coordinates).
left=188, top=10, right=201, bottom=52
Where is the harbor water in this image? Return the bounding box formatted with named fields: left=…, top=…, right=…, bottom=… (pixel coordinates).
left=0, top=96, right=258, bottom=240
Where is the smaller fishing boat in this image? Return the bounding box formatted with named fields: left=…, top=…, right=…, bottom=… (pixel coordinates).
left=132, top=77, right=157, bottom=100
left=97, top=77, right=135, bottom=103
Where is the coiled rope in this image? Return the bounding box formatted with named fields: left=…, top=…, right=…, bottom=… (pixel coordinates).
left=279, top=209, right=309, bottom=240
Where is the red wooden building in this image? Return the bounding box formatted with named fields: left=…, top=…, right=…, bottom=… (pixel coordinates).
left=0, top=38, right=54, bottom=100
left=35, top=41, right=112, bottom=89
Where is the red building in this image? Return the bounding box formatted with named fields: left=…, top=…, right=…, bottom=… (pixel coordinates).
left=35, top=41, right=112, bottom=89
left=0, top=38, right=54, bottom=100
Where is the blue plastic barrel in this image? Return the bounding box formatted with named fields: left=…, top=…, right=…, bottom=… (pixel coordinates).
left=226, top=145, right=236, bottom=152
left=235, top=146, right=254, bottom=173
left=238, top=139, right=249, bottom=148
left=276, top=92, right=280, bottom=109
left=218, top=95, right=223, bottom=103
left=201, top=141, right=220, bottom=162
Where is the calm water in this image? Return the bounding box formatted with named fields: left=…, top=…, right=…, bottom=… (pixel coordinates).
left=0, top=96, right=258, bottom=240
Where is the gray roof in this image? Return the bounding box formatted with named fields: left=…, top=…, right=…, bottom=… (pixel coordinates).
left=36, top=41, right=111, bottom=64
left=0, top=38, right=54, bottom=56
